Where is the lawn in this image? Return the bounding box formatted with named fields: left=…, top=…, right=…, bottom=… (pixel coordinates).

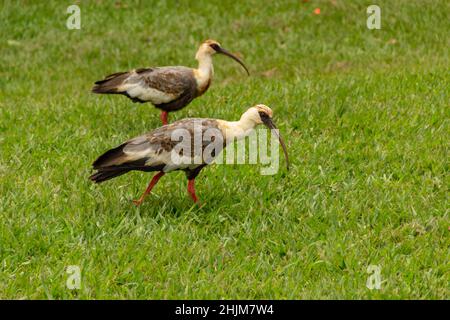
left=0, top=0, right=448, bottom=299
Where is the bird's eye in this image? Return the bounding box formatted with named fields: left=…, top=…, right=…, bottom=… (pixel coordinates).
left=209, top=43, right=220, bottom=51
left=259, top=111, right=270, bottom=120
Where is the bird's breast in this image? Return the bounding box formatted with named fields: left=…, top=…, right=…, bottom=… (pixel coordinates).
left=197, top=78, right=211, bottom=96
left=194, top=69, right=213, bottom=96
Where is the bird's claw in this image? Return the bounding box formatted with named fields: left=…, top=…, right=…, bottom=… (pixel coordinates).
left=194, top=200, right=206, bottom=208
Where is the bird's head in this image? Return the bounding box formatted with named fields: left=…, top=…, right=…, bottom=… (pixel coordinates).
left=201, top=39, right=222, bottom=55
left=196, top=39, right=249, bottom=75
left=251, top=104, right=274, bottom=124
left=244, top=104, right=290, bottom=170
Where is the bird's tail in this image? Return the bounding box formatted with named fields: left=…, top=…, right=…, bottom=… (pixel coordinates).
left=92, top=71, right=130, bottom=94
left=89, top=142, right=153, bottom=183
left=90, top=143, right=130, bottom=183
left=89, top=168, right=131, bottom=183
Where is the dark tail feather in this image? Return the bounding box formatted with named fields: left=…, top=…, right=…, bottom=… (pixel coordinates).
left=90, top=168, right=131, bottom=183
left=92, top=71, right=129, bottom=94
left=93, top=143, right=128, bottom=169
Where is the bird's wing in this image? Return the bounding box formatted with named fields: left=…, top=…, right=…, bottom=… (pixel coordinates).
left=93, top=119, right=224, bottom=172
left=121, top=67, right=197, bottom=105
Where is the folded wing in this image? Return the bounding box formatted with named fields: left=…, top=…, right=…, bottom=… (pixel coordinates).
left=92, top=67, right=197, bottom=108
left=90, top=119, right=224, bottom=183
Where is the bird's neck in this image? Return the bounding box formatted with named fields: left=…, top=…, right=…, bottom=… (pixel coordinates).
left=219, top=115, right=257, bottom=143
left=197, top=54, right=214, bottom=75
left=194, top=54, right=214, bottom=91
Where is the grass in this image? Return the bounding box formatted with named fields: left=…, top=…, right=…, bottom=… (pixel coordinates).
left=0, top=0, right=449, bottom=299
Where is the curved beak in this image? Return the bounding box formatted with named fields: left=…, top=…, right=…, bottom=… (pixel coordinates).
left=216, top=46, right=250, bottom=76
left=260, top=115, right=290, bottom=171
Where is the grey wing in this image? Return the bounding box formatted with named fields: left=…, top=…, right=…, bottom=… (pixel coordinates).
left=123, top=67, right=197, bottom=106
left=123, top=119, right=224, bottom=172
left=121, top=132, right=177, bottom=169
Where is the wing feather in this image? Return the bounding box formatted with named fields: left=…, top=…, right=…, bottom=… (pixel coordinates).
left=121, top=67, right=196, bottom=105
left=92, top=118, right=224, bottom=181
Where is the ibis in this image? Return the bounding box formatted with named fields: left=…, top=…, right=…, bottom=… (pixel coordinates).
left=92, top=40, right=249, bottom=125
left=89, top=105, right=289, bottom=205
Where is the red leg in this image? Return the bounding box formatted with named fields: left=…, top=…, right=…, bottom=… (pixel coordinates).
left=133, top=172, right=165, bottom=206
left=187, top=178, right=198, bottom=203
left=160, top=111, right=169, bottom=125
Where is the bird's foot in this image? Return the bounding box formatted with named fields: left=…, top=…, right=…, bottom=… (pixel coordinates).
left=196, top=200, right=206, bottom=208
left=189, top=198, right=204, bottom=208
left=190, top=195, right=206, bottom=207
left=132, top=172, right=165, bottom=207
left=132, top=198, right=144, bottom=206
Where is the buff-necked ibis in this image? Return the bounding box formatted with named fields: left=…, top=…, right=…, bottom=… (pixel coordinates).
left=92, top=40, right=249, bottom=125
left=90, top=105, right=289, bottom=205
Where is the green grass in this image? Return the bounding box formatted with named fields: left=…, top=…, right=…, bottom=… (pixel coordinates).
left=1, top=0, right=449, bottom=299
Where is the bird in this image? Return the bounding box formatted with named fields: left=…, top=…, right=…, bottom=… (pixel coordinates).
left=92, top=40, right=249, bottom=125
left=89, top=104, right=289, bottom=206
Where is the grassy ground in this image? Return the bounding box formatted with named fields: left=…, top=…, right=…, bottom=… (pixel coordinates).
left=1, top=0, right=449, bottom=299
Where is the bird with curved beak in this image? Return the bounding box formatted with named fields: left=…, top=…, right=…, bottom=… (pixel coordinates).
left=89, top=104, right=289, bottom=205
left=92, top=40, right=249, bottom=125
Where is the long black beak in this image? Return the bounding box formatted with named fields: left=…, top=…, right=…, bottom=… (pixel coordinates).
left=216, top=46, right=250, bottom=76
left=260, top=114, right=290, bottom=171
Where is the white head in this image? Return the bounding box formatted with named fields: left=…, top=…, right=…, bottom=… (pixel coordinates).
left=241, top=104, right=289, bottom=170
left=241, top=104, right=274, bottom=124
left=195, top=39, right=249, bottom=75
left=196, top=40, right=221, bottom=58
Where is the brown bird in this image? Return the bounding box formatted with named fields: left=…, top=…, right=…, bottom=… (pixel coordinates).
left=90, top=105, right=289, bottom=205
left=92, top=40, right=249, bottom=125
